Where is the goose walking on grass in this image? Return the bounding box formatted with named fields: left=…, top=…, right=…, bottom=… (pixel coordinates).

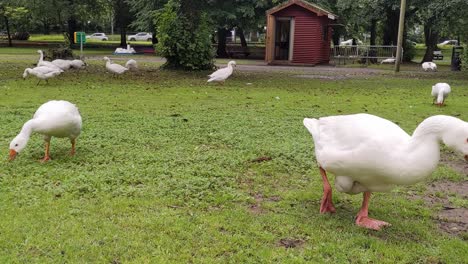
left=431, top=83, right=451, bottom=106
left=9, top=100, right=82, bottom=162
left=103, top=57, right=129, bottom=75
left=207, top=61, right=236, bottom=84
left=23, top=66, right=63, bottom=85
left=303, top=114, right=468, bottom=230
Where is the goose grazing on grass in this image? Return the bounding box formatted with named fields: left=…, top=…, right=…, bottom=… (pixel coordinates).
left=422, top=62, right=437, bottom=72
left=125, top=59, right=138, bottom=71
left=207, top=61, right=236, bottom=84
left=103, top=56, right=128, bottom=75
left=303, top=114, right=468, bottom=230
left=9, top=100, right=82, bottom=162
left=23, top=66, right=63, bottom=85
left=37, top=50, right=62, bottom=71
left=432, top=83, right=451, bottom=106
left=51, top=59, right=73, bottom=71
left=70, top=59, right=87, bottom=69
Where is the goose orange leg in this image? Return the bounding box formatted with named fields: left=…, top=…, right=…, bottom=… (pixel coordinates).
left=70, top=138, right=76, bottom=156
left=41, top=139, right=51, bottom=162
left=355, top=192, right=391, bottom=230
left=319, top=167, right=336, bottom=214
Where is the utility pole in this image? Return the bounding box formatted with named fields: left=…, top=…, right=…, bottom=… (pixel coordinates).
left=395, top=0, right=407, bottom=72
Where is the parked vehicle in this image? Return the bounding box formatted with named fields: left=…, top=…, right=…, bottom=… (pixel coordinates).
left=127, top=32, right=152, bottom=41
left=438, top=40, right=458, bottom=46
left=86, top=33, right=108, bottom=41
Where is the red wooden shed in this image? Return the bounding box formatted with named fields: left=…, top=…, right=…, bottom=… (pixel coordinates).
left=265, top=0, right=337, bottom=65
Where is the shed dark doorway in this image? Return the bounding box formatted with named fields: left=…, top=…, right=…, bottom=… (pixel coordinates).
left=275, top=19, right=291, bottom=60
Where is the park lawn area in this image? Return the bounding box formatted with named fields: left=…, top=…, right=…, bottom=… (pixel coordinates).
left=0, top=50, right=467, bottom=263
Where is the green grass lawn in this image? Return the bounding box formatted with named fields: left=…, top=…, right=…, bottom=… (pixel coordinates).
left=0, top=49, right=467, bottom=262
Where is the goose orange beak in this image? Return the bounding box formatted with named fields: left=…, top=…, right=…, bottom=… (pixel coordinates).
left=9, top=149, right=17, bottom=161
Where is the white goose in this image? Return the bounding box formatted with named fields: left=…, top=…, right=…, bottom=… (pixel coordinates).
left=103, top=57, right=129, bottom=75
left=51, top=59, right=73, bottom=70
left=207, top=61, right=236, bottom=84
left=9, top=100, right=82, bottom=162
left=23, top=66, right=63, bottom=85
left=422, top=62, right=437, bottom=72
left=70, top=59, right=87, bottom=69
left=125, top=59, right=138, bottom=71
left=303, top=114, right=468, bottom=230
left=37, top=50, right=62, bottom=71
left=431, top=83, right=451, bottom=106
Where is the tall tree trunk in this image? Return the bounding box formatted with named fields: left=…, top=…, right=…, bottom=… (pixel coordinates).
left=369, top=19, right=377, bottom=63
left=383, top=9, right=399, bottom=45
left=4, top=15, right=12, bottom=47
left=422, top=19, right=438, bottom=63
left=237, top=28, right=250, bottom=57
left=370, top=19, right=377, bottom=46
left=120, top=26, right=127, bottom=47
left=67, top=16, right=77, bottom=45
left=216, top=28, right=228, bottom=58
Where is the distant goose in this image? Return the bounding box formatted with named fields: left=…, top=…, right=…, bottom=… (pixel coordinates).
left=381, top=58, right=396, bottom=64
left=51, top=59, right=73, bottom=71
left=70, top=59, right=87, bottom=69
left=207, top=61, right=236, bottom=84
left=9, top=100, right=82, bottom=162
left=23, top=66, right=63, bottom=85
left=103, top=57, right=129, bottom=75
left=422, top=62, right=437, bottom=72
left=431, top=83, right=451, bottom=106
left=37, top=50, right=62, bottom=71
left=125, top=59, right=138, bottom=71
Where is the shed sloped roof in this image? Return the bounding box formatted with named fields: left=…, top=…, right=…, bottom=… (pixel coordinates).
left=267, top=0, right=337, bottom=19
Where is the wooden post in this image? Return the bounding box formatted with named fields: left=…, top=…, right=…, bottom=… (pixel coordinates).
left=265, top=14, right=275, bottom=64
left=394, top=0, right=406, bottom=72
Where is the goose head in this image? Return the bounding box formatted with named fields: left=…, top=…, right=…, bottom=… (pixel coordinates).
left=103, top=57, right=110, bottom=62
left=441, top=119, right=468, bottom=161
left=228, top=61, right=237, bottom=68
left=9, top=134, right=28, bottom=161
left=22, top=68, right=31, bottom=79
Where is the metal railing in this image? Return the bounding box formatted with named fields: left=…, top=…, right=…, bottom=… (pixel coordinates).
left=330, top=45, right=402, bottom=65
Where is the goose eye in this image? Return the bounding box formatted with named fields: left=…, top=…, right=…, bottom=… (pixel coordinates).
left=15, top=144, right=18, bottom=147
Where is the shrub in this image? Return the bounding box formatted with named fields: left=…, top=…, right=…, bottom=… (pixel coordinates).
left=156, top=0, right=215, bottom=70
left=46, top=46, right=74, bottom=60
left=12, top=32, right=30, bottom=40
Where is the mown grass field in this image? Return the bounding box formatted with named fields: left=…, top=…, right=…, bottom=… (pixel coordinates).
left=0, top=47, right=467, bottom=263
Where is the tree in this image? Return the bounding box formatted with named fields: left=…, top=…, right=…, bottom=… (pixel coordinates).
left=126, top=0, right=166, bottom=44
left=0, top=2, right=29, bottom=47
left=113, top=0, right=133, bottom=47
left=156, top=0, right=214, bottom=70
left=208, top=0, right=274, bottom=58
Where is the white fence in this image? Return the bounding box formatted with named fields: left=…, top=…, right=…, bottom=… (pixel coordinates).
left=330, top=45, right=402, bottom=65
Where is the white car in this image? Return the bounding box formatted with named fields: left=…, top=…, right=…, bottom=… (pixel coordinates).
left=438, top=40, right=458, bottom=46
left=86, top=33, right=108, bottom=41
left=127, top=32, right=152, bottom=41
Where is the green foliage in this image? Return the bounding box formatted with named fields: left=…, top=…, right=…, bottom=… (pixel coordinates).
left=462, top=45, right=468, bottom=71
left=156, top=0, right=214, bottom=70
left=402, top=40, right=416, bottom=62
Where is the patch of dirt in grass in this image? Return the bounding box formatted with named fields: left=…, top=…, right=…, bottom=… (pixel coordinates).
left=440, top=152, right=468, bottom=176
left=410, top=180, right=468, bottom=236
left=277, top=238, right=305, bottom=248
left=293, top=74, right=348, bottom=80
left=250, top=156, right=272, bottom=163
left=248, top=193, right=282, bottom=214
